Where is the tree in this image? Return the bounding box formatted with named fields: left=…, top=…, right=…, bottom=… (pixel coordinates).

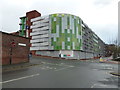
left=107, top=39, right=120, bottom=59
left=112, top=39, right=120, bottom=59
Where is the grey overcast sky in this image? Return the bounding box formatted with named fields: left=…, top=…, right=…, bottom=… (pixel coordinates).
left=0, top=0, right=118, bottom=44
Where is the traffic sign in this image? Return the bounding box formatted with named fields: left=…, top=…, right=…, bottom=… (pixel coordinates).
left=11, top=40, right=16, bottom=47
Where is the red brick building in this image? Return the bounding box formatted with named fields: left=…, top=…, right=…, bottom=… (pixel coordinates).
left=26, top=10, right=41, bottom=38
left=11, top=10, right=41, bottom=37
left=19, top=10, right=41, bottom=38
left=1, top=31, right=30, bottom=65
left=10, top=10, right=41, bottom=56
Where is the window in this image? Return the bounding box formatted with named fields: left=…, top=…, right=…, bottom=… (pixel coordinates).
left=20, top=25, right=22, bottom=30
left=54, top=37, right=56, bottom=41
left=67, top=46, right=70, bottom=49
left=54, top=18, right=56, bottom=21
left=67, top=37, right=70, bottom=41
left=67, top=29, right=70, bottom=33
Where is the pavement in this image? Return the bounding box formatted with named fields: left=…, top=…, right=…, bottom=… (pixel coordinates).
left=99, top=60, right=119, bottom=64
left=2, top=56, right=119, bottom=88
left=2, top=56, right=68, bottom=72
left=2, top=56, right=119, bottom=72
left=2, top=57, right=43, bottom=72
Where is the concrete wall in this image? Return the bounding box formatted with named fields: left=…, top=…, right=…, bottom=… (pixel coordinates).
left=36, top=50, right=94, bottom=60
left=71, top=51, right=93, bottom=59
left=36, top=50, right=59, bottom=57
left=2, top=32, right=30, bottom=65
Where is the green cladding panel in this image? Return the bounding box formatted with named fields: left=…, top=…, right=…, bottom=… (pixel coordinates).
left=50, top=14, right=82, bottom=50
left=20, top=17, right=26, bottom=36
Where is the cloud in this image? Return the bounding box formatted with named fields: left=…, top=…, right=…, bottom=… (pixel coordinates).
left=93, top=0, right=113, bottom=6
left=0, top=0, right=30, bottom=32
left=0, top=0, right=118, bottom=44
left=91, top=24, right=118, bottom=43
left=75, top=0, right=118, bottom=44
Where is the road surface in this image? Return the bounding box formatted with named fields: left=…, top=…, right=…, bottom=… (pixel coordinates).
left=2, top=57, right=119, bottom=88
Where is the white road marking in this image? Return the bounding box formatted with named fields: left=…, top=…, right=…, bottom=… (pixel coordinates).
left=69, top=66, right=74, bottom=67
left=49, top=67, right=53, bottom=69
left=91, top=84, right=107, bottom=88
left=91, top=84, right=96, bottom=88
left=46, top=66, right=49, bottom=68
left=41, top=62, right=46, bottom=64
left=60, top=63, right=64, bottom=64
left=54, top=68, right=67, bottom=71
left=103, top=79, right=109, bottom=81
left=54, top=67, right=71, bottom=71
left=92, top=69, right=98, bottom=70
left=0, top=73, right=40, bottom=84
left=42, top=62, right=74, bottom=68
left=104, top=67, right=113, bottom=70
left=41, top=68, right=45, bottom=69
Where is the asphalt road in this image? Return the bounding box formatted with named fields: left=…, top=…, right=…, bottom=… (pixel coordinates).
left=2, top=57, right=119, bottom=88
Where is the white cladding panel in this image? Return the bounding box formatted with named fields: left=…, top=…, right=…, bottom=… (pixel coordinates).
left=33, top=19, right=49, bottom=25
left=30, top=15, right=50, bottom=51
left=32, top=26, right=49, bottom=31
left=31, top=42, right=49, bottom=46
left=30, top=38, right=48, bottom=43
left=30, top=31, right=49, bottom=36
left=32, top=34, right=49, bottom=39
left=31, top=16, right=49, bottom=22
left=30, top=47, right=40, bottom=50
left=30, top=46, right=49, bottom=50
left=30, top=24, right=49, bottom=29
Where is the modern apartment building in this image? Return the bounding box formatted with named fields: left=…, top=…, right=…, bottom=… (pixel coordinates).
left=19, top=10, right=41, bottom=37
left=30, top=13, right=106, bottom=59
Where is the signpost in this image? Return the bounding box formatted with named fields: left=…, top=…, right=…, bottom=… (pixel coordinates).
left=10, top=40, right=16, bottom=64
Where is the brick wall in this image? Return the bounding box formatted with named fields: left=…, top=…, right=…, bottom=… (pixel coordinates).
left=26, top=10, right=41, bottom=55
left=26, top=10, right=41, bottom=38
left=1, top=32, right=30, bottom=65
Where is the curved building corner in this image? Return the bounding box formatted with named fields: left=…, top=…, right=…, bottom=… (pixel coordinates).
left=30, top=13, right=106, bottom=59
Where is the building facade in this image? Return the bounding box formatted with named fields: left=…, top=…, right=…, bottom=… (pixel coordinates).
left=30, top=13, right=106, bottom=59
left=30, top=14, right=82, bottom=50
left=1, top=32, right=30, bottom=65
left=19, top=10, right=41, bottom=37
